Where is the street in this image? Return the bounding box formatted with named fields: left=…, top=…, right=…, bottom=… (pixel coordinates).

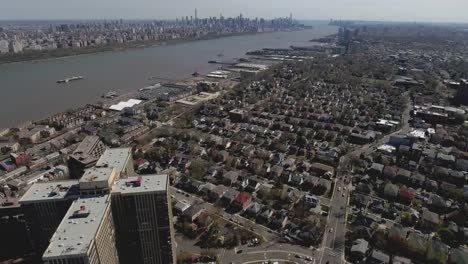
left=319, top=93, right=411, bottom=264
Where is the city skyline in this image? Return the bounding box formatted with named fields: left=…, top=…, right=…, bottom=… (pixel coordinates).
left=1, top=2, right=468, bottom=263
left=1, top=0, right=468, bottom=23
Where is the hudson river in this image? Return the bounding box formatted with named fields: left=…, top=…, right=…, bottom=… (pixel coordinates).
left=0, top=22, right=337, bottom=127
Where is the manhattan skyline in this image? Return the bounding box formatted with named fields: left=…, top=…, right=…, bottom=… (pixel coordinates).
left=1, top=0, right=468, bottom=23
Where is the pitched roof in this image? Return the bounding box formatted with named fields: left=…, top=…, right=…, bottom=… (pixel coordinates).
left=399, top=186, right=416, bottom=200
left=422, top=208, right=440, bottom=224
left=408, top=232, right=427, bottom=252
left=350, top=239, right=369, bottom=254
left=370, top=250, right=390, bottom=263
left=392, top=256, right=412, bottom=264
left=450, top=248, right=468, bottom=264
left=234, top=192, right=251, bottom=205
left=310, top=162, right=335, bottom=173
left=389, top=224, right=408, bottom=240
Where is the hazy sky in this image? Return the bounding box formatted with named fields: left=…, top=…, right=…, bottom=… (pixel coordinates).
left=1, top=0, right=468, bottom=23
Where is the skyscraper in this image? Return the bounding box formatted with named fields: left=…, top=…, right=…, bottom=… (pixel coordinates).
left=19, top=180, right=80, bottom=261
left=111, top=175, right=175, bottom=264
left=455, top=79, right=468, bottom=105
left=42, top=195, right=119, bottom=264
left=95, top=148, right=135, bottom=178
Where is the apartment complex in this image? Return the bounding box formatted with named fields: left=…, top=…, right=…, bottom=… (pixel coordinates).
left=42, top=195, right=119, bottom=264
left=19, top=180, right=80, bottom=261
left=16, top=147, right=175, bottom=263
left=111, top=175, right=175, bottom=264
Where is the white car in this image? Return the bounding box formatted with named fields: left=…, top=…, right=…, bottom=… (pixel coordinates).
left=337, top=187, right=341, bottom=192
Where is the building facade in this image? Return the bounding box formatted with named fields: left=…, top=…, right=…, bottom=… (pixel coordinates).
left=79, top=167, right=118, bottom=197
left=68, top=136, right=106, bottom=179
left=111, top=175, right=176, bottom=264
left=19, top=181, right=80, bottom=262
left=42, top=195, right=119, bottom=264
left=455, top=79, right=468, bottom=105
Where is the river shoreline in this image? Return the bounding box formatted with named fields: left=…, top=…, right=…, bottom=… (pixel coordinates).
left=0, top=30, right=285, bottom=66
left=0, top=23, right=337, bottom=127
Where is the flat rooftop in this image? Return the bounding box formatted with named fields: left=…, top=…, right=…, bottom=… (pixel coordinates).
left=96, top=148, right=132, bottom=173
left=234, top=63, right=269, bottom=70
left=19, top=180, right=80, bottom=204
left=43, top=195, right=110, bottom=259
left=109, top=99, right=142, bottom=111
left=0, top=194, right=20, bottom=209
left=112, top=174, right=168, bottom=195
left=79, top=167, right=116, bottom=190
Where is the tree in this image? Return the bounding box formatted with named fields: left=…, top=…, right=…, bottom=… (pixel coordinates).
left=156, top=101, right=169, bottom=108
left=296, top=135, right=308, bottom=148
left=438, top=228, right=456, bottom=246
left=400, top=211, right=413, bottom=226
left=188, top=158, right=207, bottom=180
left=412, top=199, right=422, bottom=211
left=311, top=184, right=328, bottom=196
left=224, top=234, right=240, bottom=248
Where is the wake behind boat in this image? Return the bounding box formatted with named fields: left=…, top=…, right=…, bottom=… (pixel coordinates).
left=57, top=76, right=84, bottom=83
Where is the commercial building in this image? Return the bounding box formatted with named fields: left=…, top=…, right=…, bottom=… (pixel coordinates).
left=111, top=175, right=175, bottom=264
left=42, top=195, right=119, bottom=264
left=109, top=99, right=142, bottom=111
left=19, top=180, right=80, bottom=261
left=96, top=148, right=135, bottom=177
left=68, top=136, right=106, bottom=179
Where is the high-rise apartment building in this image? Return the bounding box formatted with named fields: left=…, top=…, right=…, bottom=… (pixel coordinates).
left=21, top=148, right=175, bottom=263
left=42, top=195, right=119, bottom=264
left=111, top=175, right=175, bottom=264
left=19, top=180, right=80, bottom=261
left=96, top=148, right=135, bottom=178
left=455, top=79, right=468, bottom=105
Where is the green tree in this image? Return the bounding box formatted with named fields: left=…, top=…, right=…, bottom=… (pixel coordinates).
left=400, top=211, right=413, bottom=226
left=188, top=158, right=207, bottom=180
left=438, top=228, right=455, bottom=246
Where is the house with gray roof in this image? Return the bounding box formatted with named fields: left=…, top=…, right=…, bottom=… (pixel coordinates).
left=368, top=250, right=390, bottom=264
left=350, top=238, right=369, bottom=260
left=449, top=248, right=468, bottom=264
